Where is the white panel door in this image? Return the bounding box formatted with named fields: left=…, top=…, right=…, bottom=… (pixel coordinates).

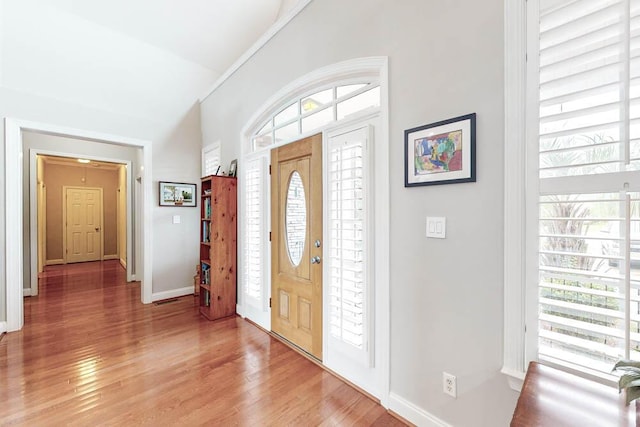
left=66, top=188, right=102, bottom=263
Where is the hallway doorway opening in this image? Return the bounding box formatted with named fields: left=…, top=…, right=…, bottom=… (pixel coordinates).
left=29, top=153, right=133, bottom=299
left=5, top=118, right=154, bottom=332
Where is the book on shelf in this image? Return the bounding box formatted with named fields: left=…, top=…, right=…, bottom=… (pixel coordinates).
left=201, top=263, right=210, bottom=285
left=204, top=197, right=212, bottom=219
left=203, top=289, right=210, bottom=307
left=202, top=222, right=210, bottom=243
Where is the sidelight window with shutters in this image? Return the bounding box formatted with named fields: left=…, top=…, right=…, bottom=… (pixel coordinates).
left=533, top=0, right=640, bottom=377
left=243, top=157, right=266, bottom=304
left=326, top=126, right=370, bottom=358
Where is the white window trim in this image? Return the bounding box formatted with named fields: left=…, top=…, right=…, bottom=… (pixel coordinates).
left=238, top=56, right=390, bottom=406
left=502, top=0, right=530, bottom=391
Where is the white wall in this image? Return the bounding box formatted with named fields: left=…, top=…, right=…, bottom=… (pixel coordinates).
left=0, top=0, right=215, bottom=321
left=151, top=103, right=203, bottom=296
left=199, top=0, right=518, bottom=425
left=1, top=1, right=214, bottom=123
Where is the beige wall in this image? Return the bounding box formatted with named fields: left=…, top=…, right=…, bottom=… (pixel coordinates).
left=44, top=162, right=119, bottom=261
left=37, top=156, right=46, bottom=273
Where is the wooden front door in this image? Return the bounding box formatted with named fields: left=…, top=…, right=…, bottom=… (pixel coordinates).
left=65, top=187, right=102, bottom=263
left=271, top=134, right=323, bottom=359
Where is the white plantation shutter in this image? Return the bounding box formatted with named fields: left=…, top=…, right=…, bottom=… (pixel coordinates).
left=536, top=0, right=640, bottom=376
left=539, top=0, right=640, bottom=176
left=326, top=127, right=369, bottom=356
left=202, top=143, right=221, bottom=176
left=538, top=192, right=640, bottom=374
left=243, top=157, right=265, bottom=304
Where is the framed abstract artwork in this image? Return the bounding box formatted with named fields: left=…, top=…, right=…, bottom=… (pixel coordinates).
left=404, top=113, right=476, bottom=187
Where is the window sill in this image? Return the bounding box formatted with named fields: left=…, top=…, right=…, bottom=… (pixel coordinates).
left=501, top=366, right=525, bottom=392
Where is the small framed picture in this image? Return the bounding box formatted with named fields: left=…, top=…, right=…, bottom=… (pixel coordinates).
left=159, top=181, right=197, bottom=207
left=228, top=159, right=237, bottom=177
left=404, top=113, right=476, bottom=187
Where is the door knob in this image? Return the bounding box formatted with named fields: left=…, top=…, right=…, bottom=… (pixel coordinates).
left=95, top=227, right=100, bottom=232
left=311, top=256, right=321, bottom=264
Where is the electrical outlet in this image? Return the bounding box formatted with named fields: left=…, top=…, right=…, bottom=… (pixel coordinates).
left=443, top=372, right=457, bottom=398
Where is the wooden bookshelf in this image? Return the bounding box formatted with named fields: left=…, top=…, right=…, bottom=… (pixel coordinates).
left=198, top=175, right=237, bottom=321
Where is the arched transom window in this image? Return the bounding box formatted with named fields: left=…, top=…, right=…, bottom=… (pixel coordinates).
left=250, top=82, right=380, bottom=152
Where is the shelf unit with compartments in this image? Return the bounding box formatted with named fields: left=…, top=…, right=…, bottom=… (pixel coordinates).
left=199, top=175, right=237, bottom=320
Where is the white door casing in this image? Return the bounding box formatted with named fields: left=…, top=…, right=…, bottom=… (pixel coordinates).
left=6, top=118, right=153, bottom=332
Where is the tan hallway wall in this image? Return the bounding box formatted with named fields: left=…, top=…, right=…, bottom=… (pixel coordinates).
left=118, top=165, right=127, bottom=267
left=44, top=162, right=119, bottom=262
left=37, top=156, right=46, bottom=273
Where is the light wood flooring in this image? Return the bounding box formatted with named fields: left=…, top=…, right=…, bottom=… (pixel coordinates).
left=0, top=260, right=405, bottom=426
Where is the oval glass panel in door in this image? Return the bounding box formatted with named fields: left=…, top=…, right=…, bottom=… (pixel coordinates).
left=285, top=171, right=306, bottom=266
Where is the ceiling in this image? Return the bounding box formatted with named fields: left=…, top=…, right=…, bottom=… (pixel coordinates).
left=41, top=155, right=122, bottom=170
left=1, top=0, right=306, bottom=130
left=36, top=0, right=302, bottom=75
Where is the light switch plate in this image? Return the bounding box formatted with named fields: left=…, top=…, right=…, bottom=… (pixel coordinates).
left=172, top=215, right=181, bottom=224
left=426, top=216, right=446, bottom=238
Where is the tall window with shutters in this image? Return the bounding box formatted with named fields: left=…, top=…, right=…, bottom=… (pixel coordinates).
left=202, top=142, right=221, bottom=177
left=326, top=127, right=370, bottom=361
left=534, top=0, right=640, bottom=377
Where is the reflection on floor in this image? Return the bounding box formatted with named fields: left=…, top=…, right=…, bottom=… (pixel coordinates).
left=1, top=260, right=404, bottom=426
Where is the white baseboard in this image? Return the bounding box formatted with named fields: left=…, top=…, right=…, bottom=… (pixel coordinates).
left=23, top=288, right=31, bottom=297
left=236, top=304, right=244, bottom=318
left=104, top=254, right=119, bottom=260
left=151, top=286, right=194, bottom=302
left=119, top=258, right=127, bottom=269
left=388, top=392, right=451, bottom=427
left=45, top=259, right=64, bottom=266
left=0, top=321, right=7, bottom=334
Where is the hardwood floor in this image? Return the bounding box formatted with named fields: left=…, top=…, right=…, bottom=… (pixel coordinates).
left=0, top=261, right=405, bottom=426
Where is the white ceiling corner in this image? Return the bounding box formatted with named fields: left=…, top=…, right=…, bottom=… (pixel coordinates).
left=37, top=0, right=291, bottom=73
left=1, top=0, right=304, bottom=126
